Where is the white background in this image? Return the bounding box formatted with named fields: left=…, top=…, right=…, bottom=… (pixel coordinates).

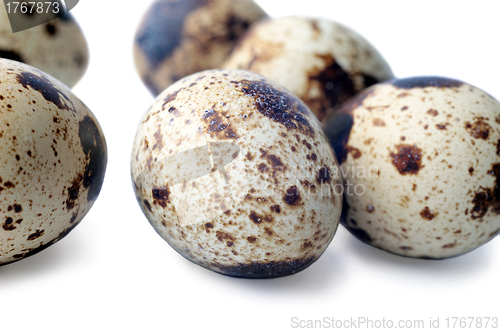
left=1, top=1, right=500, bottom=331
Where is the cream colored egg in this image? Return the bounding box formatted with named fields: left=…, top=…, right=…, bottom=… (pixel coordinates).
left=0, top=59, right=106, bottom=266
left=133, top=0, right=267, bottom=96
left=0, top=8, right=89, bottom=88
left=223, top=16, right=394, bottom=121
left=323, top=76, right=500, bottom=259
left=131, top=69, right=342, bottom=278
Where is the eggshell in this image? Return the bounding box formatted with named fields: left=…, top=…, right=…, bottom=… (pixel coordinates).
left=133, top=0, right=266, bottom=96
left=0, top=59, right=106, bottom=266
left=131, top=69, right=342, bottom=278
left=223, top=16, right=394, bottom=120
left=323, top=76, right=500, bottom=259
left=0, top=8, right=89, bottom=88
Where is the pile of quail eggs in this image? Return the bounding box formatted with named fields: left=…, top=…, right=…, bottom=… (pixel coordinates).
left=131, top=0, right=500, bottom=277
left=1, top=0, right=498, bottom=278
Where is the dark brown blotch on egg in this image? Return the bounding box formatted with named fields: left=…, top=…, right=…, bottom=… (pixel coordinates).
left=210, top=256, right=317, bottom=279
left=78, top=116, right=107, bottom=202
left=232, top=79, right=315, bottom=137
left=389, top=144, right=423, bottom=175
left=390, top=76, right=463, bottom=89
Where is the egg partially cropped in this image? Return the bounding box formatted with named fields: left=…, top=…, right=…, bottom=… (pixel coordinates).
left=0, top=59, right=107, bottom=266
left=131, top=69, right=342, bottom=278
left=222, top=16, right=394, bottom=121
left=133, top=0, right=267, bottom=96
left=323, top=76, right=500, bottom=259
left=0, top=8, right=89, bottom=88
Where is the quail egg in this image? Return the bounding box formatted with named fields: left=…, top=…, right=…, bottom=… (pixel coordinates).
left=323, top=76, right=500, bottom=259
left=223, top=16, right=394, bottom=121
left=0, top=7, right=89, bottom=88
left=131, top=69, right=342, bottom=278
left=133, top=0, right=267, bottom=96
left=0, top=59, right=107, bottom=266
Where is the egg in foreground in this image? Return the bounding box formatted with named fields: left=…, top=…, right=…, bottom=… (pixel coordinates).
left=323, top=76, right=500, bottom=259
left=223, top=16, right=394, bottom=120
left=0, top=59, right=107, bottom=266
left=133, top=0, right=267, bottom=96
left=131, top=69, right=342, bottom=278
left=0, top=8, right=89, bottom=88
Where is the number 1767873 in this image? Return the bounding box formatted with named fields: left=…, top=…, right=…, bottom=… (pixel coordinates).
left=5, top=1, right=68, bottom=15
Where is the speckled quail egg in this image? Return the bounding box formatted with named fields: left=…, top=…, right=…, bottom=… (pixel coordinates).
left=0, top=7, right=89, bottom=88
left=323, top=76, right=500, bottom=259
left=0, top=59, right=106, bottom=266
left=131, top=69, right=342, bottom=278
left=133, top=0, right=267, bottom=96
left=222, top=16, right=394, bottom=121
